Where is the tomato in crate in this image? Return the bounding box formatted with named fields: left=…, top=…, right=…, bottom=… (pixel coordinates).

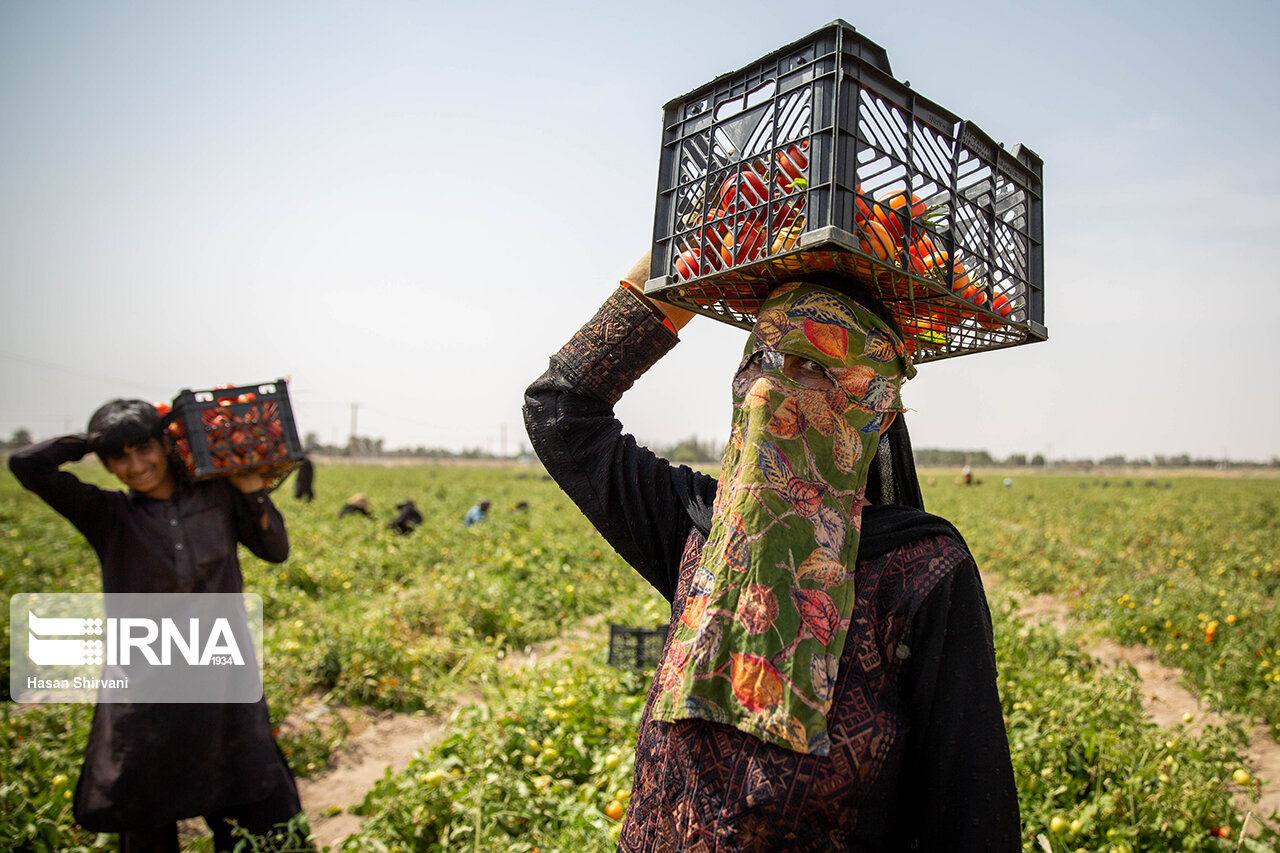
left=643, top=18, right=1045, bottom=364
left=167, top=378, right=304, bottom=490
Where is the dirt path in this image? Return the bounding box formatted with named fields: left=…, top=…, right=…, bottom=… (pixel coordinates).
left=293, top=705, right=455, bottom=849
left=296, top=616, right=606, bottom=848
left=1013, top=587, right=1280, bottom=829
left=287, top=586, right=1277, bottom=848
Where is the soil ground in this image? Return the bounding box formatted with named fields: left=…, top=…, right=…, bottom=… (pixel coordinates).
left=281, top=583, right=1279, bottom=848
left=296, top=616, right=605, bottom=848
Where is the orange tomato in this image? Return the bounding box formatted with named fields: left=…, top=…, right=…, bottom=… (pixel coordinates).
left=901, top=311, right=950, bottom=356
left=887, top=191, right=927, bottom=220
left=959, top=279, right=986, bottom=305
left=949, top=260, right=970, bottom=295
left=719, top=223, right=766, bottom=266
left=907, top=247, right=947, bottom=278
left=604, top=800, right=625, bottom=821
left=856, top=190, right=927, bottom=245
left=771, top=224, right=804, bottom=254
left=859, top=218, right=899, bottom=261
left=991, top=292, right=1016, bottom=317
left=911, top=233, right=939, bottom=259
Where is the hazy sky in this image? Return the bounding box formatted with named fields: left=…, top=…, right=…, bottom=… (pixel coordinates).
left=2, top=0, right=1277, bottom=462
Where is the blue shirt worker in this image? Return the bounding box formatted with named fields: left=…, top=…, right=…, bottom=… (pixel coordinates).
left=463, top=498, right=491, bottom=527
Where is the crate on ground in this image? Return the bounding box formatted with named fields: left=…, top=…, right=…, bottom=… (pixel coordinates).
left=607, top=624, right=668, bottom=672
left=644, top=19, right=1045, bottom=362
left=168, top=378, right=304, bottom=488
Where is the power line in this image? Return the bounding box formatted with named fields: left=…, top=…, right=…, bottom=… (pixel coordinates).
left=0, top=349, right=162, bottom=397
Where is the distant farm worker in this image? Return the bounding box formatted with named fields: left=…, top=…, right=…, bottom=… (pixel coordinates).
left=463, top=498, right=491, bottom=527
left=293, top=455, right=315, bottom=502
left=338, top=492, right=372, bottom=519
left=388, top=498, right=424, bottom=535
left=8, top=399, right=312, bottom=852
left=523, top=254, right=1020, bottom=851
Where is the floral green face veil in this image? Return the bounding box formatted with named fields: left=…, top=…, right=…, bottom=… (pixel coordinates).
left=651, top=282, right=916, bottom=755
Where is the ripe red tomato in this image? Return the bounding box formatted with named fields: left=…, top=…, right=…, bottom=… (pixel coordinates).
left=854, top=183, right=871, bottom=224
left=771, top=195, right=806, bottom=233
left=716, top=169, right=769, bottom=215
left=902, top=314, right=947, bottom=335
left=675, top=247, right=703, bottom=281
left=957, top=278, right=987, bottom=305
left=907, top=245, right=947, bottom=278
left=775, top=144, right=809, bottom=192
left=991, top=292, right=1015, bottom=317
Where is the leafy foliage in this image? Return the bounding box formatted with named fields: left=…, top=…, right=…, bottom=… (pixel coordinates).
left=3, top=464, right=1279, bottom=851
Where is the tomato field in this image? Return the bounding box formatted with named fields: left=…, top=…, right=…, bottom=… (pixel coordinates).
left=3, top=461, right=1279, bottom=852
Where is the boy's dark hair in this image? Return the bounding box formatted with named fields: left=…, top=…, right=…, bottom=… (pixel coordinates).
left=87, top=399, right=164, bottom=461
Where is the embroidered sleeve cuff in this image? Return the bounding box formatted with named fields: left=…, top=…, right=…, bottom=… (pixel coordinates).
left=549, top=286, right=679, bottom=406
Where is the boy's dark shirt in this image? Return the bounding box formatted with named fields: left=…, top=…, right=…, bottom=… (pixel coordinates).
left=9, top=436, right=292, bottom=831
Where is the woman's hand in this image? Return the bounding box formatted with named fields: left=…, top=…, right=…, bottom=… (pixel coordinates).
left=621, top=251, right=696, bottom=332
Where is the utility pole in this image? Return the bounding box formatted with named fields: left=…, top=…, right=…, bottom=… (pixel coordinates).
left=348, top=403, right=358, bottom=457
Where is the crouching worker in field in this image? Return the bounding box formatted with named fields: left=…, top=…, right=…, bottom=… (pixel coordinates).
left=523, top=255, right=1021, bottom=851
left=8, top=399, right=314, bottom=853
left=338, top=492, right=373, bottom=519
left=388, top=498, right=424, bottom=535
left=463, top=498, right=490, bottom=527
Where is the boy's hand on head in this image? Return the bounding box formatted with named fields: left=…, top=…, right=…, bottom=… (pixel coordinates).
left=228, top=471, right=266, bottom=493
left=57, top=434, right=91, bottom=461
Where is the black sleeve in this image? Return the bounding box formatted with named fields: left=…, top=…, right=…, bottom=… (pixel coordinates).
left=522, top=286, right=717, bottom=603
left=903, top=557, right=1021, bottom=851
left=8, top=435, right=112, bottom=552
left=231, top=486, right=290, bottom=564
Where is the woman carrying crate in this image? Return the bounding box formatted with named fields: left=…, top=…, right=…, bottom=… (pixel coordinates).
left=523, top=256, right=1020, bottom=851
left=8, top=399, right=313, bottom=853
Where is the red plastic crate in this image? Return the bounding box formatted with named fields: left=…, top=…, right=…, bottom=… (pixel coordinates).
left=644, top=19, right=1046, bottom=362
left=167, top=379, right=303, bottom=488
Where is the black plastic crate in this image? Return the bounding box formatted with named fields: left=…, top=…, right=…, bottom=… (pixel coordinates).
left=607, top=624, right=668, bottom=672
left=644, top=19, right=1046, bottom=362
left=168, top=378, right=304, bottom=487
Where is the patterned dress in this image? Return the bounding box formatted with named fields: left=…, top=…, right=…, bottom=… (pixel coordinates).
left=523, top=287, right=1020, bottom=851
